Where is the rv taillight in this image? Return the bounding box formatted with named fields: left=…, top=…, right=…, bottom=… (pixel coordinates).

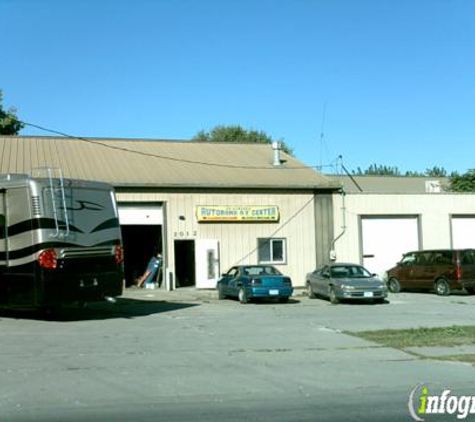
left=38, top=249, right=58, bottom=269
left=114, top=245, right=124, bottom=264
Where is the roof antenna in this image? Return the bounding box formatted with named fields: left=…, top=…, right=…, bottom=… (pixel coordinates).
left=319, top=103, right=327, bottom=171
left=339, top=155, right=364, bottom=192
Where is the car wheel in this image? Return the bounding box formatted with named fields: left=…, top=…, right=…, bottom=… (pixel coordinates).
left=238, top=288, right=248, bottom=304
left=329, top=287, right=339, bottom=304
left=278, top=297, right=289, bottom=303
left=388, top=278, right=401, bottom=293
left=435, top=279, right=450, bottom=296
left=373, top=298, right=386, bottom=305
left=466, top=287, right=475, bottom=295
left=307, top=282, right=316, bottom=299
left=218, top=284, right=226, bottom=300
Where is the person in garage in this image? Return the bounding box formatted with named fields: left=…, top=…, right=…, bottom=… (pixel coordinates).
left=136, top=251, right=163, bottom=288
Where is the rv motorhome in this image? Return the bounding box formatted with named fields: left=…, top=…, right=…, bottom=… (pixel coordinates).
left=0, top=169, right=124, bottom=309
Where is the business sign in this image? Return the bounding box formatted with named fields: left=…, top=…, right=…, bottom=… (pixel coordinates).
left=196, top=206, right=279, bottom=222
left=408, top=383, right=475, bottom=421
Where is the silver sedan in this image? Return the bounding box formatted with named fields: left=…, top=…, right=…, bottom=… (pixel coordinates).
left=305, top=263, right=388, bottom=304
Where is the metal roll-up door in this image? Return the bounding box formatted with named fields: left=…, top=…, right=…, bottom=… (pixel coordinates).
left=452, top=216, right=475, bottom=249
left=361, top=216, right=419, bottom=277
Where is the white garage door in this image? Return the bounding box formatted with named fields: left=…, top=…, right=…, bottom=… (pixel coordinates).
left=452, top=217, right=475, bottom=249
left=118, top=205, right=163, bottom=225
left=362, top=217, right=419, bottom=277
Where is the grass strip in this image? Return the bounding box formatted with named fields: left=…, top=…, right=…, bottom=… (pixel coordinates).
left=432, top=354, right=475, bottom=365
left=351, top=325, right=475, bottom=349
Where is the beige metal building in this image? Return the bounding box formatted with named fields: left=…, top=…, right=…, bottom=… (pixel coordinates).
left=0, top=136, right=340, bottom=290
left=328, top=175, right=475, bottom=278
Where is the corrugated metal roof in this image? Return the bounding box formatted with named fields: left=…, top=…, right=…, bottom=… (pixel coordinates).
left=0, top=136, right=340, bottom=190
left=329, top=174, right=450, bottom=194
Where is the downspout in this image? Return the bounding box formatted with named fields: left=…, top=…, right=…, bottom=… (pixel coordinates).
left=330, top=189, right=346, bottom=261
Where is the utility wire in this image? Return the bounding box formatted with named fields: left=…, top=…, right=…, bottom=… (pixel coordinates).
left=20, top=121, right=338, bottom=172
left=234, top=193, right=317, bottom=265
left=319, top=103, right=327, bottom=170
left=16, top=121, right=349, bottom=271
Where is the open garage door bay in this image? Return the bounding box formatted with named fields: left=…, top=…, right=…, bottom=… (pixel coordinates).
left=118, top=204, right=163, bottom=286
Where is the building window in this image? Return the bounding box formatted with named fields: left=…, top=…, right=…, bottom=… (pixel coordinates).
left=258, top=238, right=286, bottom=264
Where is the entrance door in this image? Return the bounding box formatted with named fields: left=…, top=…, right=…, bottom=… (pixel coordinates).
left=195, top=239, right=220, bottom=289
left=174, top=240, right=195, bottom=287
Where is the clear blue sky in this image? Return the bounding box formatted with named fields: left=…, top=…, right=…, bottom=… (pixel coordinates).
left=2, top=0, right=474, bottom=174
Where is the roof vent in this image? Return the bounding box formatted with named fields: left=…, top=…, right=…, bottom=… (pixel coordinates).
left=425, top=180, right=441, bottom=193
left=272, top=141, right=282, bottom=166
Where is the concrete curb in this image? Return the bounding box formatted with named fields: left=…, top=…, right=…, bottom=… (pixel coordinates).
left=123, top=287, right=219, bottom=302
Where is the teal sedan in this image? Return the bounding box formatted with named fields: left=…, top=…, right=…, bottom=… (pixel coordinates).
left=217, top=265, right=293, bottom=304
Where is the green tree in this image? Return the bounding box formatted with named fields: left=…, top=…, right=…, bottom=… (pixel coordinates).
left=424, top=166, right=447, bottom=177
left=448, top=169, right=475, bottom=192
left=404, top=170, right=424, bottom=176
left=0, top=90, right=24, bottom=135
left=354, top=164, right=451, bottom=178
left=192, top=125, right=294, bottom=156
left=353, top=163, right=401, bottom=176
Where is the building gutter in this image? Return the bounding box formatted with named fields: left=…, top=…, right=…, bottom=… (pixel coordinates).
left=330, top=189, right=347, bottom=261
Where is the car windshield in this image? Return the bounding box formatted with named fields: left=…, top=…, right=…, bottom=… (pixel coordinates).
left=331, top=265, right=371, bottom=278
left=401, top=254, right=416, bottom=265
left=243, top=266, right=281, bottom=276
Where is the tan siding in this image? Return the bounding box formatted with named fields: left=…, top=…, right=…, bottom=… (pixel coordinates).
left=1, top=139, right=12, bottom=173
left=116, top=191, right=319, bottom=288
left=0, top=135, right=340, bottom=290
left=334, top=175, right=449, bottom=194
left=315, top=194, right=335, bottom=267
left=49, top=138, right=63, bottom=170
left=33, top=137, right=47, bottom=169
left=30, top=138, right=40, bottom=170
left=16, top=137, right=25, bottom=172
left=334, top=193, right=475, bottom=264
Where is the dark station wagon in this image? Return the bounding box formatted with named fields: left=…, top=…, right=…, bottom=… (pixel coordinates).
left=386, top=249, right=475, bottom=296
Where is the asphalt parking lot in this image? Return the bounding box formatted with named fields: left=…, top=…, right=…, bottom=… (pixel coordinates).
left=126, top=286, right=475, bottom=331
left=2, top=288, right=475, bottom=421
